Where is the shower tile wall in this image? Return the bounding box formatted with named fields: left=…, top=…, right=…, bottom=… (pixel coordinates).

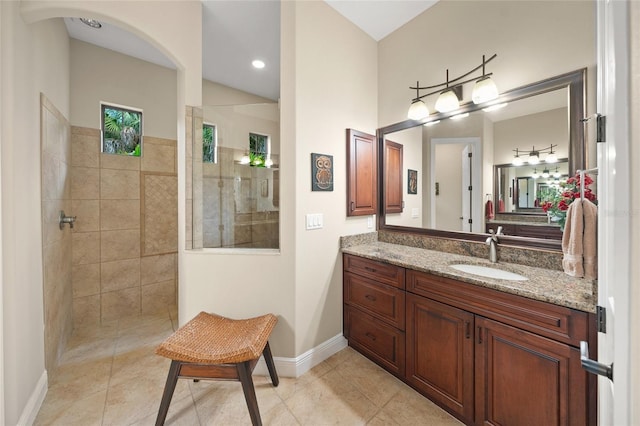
left=41, top=94, right=73, bottom=370
left=71, top=127, right=177, bottom=325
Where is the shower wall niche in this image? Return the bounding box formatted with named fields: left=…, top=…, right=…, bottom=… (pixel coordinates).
left=196, top=103, right=280, bottom=249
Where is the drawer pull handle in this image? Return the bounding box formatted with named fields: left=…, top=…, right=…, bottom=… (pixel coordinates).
left=465, top=321, right=471, bottom=339
left=351, top=201, right=355, bottom=211
left=364, top=267, right=376, bottom=273
left=365, top=294, right=377, bottom=302
left=365, top=332, right=376, bottom=341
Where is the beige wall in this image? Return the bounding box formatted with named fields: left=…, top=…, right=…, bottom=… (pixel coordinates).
left=70, top=40, right=178, bottom=140
left=493, top=108, right=569, bottom=165
left=0, top=6, right=69, bottom=423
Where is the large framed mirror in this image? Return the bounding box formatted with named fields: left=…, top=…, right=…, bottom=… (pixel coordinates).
left=377, top=69, right=586, bottom=250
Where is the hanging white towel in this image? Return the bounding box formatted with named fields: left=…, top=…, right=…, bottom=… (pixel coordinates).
left=562, top=200, right=584, bottom=277
left=582, top=199, right=598, bottom=280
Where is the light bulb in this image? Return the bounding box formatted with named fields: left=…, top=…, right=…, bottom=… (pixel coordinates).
left=407, top=100, right=429, bottom=120
left=545, top=152, right=558, bottom=163
left=435, top=89, right=460, bottom=113
left=553, top=169, right=561, bottom=178
left=532, top=169, right=539, bottom=179
left=542, top=169, right=550, bottom=178
left=472, top=76, right=499, bottom=104
left=512, top=156, right=524, bottom=166
left=528, top=151, right=540, bottom=165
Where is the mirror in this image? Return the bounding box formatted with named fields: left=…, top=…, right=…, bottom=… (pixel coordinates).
left=378, top=69, right=586, bottom=250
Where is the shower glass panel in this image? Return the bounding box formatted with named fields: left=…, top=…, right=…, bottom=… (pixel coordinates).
left=196, top=103, right=280, bottom=249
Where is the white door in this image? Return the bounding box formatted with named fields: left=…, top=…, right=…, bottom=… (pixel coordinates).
left=595, top=0, right=630, bottom=424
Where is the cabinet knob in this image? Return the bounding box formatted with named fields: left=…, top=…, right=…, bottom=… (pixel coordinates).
left=365, top=294, right=377, bottom=302
left=365, top=332, right=377, bottom=341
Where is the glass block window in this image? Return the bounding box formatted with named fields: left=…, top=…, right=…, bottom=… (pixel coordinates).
left=203, top=123, right=217, bottom=163
left=101, top=103, right=142, bottom=156
left=249, top=132, right=270, bottom=167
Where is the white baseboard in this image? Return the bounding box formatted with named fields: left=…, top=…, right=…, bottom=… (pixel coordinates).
left=253, top=333, right=347, bottom=378
left=17, top=370, right=47, bottom=426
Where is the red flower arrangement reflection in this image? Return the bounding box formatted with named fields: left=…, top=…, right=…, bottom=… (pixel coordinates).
left=540, top=173, right=597, bottom=231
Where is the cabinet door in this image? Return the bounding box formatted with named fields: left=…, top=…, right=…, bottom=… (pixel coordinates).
left=475, top=316, right=587, bottom=426
left=385, top=140, right=403, bottom=213
left=406, top=294, right=475, bottom=422
left=346, top=129, right=377, bottom=216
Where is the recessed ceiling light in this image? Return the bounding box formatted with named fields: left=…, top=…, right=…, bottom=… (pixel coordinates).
left=79, top=18, right=102, bottom=29
left=252, top=59, right=266, bottom=69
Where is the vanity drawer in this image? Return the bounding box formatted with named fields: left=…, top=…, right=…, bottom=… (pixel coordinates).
left=345, top=305, right=405, bottom=376
left=344, top=272, right=405, bottom=329
left=406, top=270, right=589, bottom=346
left=343, top=253, right=405, bottom=289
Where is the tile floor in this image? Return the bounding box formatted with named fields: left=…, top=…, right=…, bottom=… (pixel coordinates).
left=35, top=308, right=462, bottom=425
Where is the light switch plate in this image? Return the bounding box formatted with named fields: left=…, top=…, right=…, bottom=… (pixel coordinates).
left=412, top=208, right=419, bottom=218
left=306, top=213, right=323, bottom=230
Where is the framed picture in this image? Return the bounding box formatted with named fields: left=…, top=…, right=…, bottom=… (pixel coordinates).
left=408, top=169, right=418, bottom=194
left=311, top=153, right=333, bottom=191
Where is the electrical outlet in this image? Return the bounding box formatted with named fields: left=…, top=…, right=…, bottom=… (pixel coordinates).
left=367, top=216, right=373, bottom=228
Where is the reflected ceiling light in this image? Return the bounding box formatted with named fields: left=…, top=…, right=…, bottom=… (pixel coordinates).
left=424, top=120, right=441, bottom=126
left=407, top=54, right=498, bottom=118
left=541, top=168, right=550, bottom=178
left=240, top=153, right=250, bottom=164
left=483, top=102, right=508, bottom=112
left=407, top=81, right=430, bottom=120
left=80, top=18, right=102, bottom=28
left=531, top=169, right=539, bottom=179
left=264, top=158, right=274, bottom=168
left=252, top=59, right=266, bottom=69
left=450, top=112, right=469, bottom=120
left=472, top=55, right=499, bottom=104
left=553, top=168, right=561, bottom=178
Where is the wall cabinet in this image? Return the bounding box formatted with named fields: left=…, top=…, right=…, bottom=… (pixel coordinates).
left=384, top=140, right=403, bottom=214
left=346, top=129, right=377, bottom=216
left=343, top=253, right=595, bottom=425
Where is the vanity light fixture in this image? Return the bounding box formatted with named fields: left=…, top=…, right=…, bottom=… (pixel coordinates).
left=541, top=168, right=550, bottom=178
left=511, top=144, right=558, bottom=166
left=435, top=70, right=460, bottom=113
left=512, top=149, right=524, bottom=166
left=80, top=18, right=102, bottom=29
left=408, top=81, right=429, bottom=120
left=531, top=168, right=540, bottom=179
left=408, top=54, right=498, bottom=119
left=553, top=168, right=561, bottom=178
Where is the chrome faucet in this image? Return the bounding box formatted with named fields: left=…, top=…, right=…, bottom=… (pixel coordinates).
left=59, top=210, right=77, bottom=230
left=486, top=226, right=503, bottom=263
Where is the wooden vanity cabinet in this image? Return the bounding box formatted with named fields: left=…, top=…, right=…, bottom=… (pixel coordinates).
left=343, top=254, right=405, bottom=376
left=343, top=253, right=595, bottom=426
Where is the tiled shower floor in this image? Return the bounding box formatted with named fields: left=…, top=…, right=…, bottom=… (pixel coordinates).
left=34, top=308, right=462, bottom=425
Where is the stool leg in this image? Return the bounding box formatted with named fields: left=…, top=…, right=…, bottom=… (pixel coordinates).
left=237, top=361, right=262, bottom=426
left=263, top=342, right=279, bottom=387
left=156, top=360, right=180, bottom=426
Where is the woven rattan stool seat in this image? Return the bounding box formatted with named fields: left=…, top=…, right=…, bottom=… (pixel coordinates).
left=156, top=311, right=277, bottom=364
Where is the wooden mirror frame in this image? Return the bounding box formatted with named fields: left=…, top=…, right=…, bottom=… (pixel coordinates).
left=376, top=68, right=586, bottom=251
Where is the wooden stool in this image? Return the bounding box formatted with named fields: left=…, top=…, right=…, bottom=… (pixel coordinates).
left=154, top=312, right=279, bottom=426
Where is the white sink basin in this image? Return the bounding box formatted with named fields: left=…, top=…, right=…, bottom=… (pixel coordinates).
left=449, top=264, right=528, bottom=281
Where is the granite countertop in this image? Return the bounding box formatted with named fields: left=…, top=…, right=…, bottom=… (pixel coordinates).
left=342, top=241, right=596, bottom=313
